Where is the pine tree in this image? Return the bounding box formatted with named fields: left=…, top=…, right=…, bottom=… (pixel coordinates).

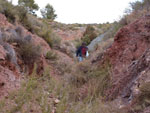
left=40, top=3, right=57, bottom=20
left=18, top=0, right=39, bottom=15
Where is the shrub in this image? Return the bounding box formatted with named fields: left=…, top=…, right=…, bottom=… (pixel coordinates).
left=130, top=82, right=150, bottom=112
left=87, top=60, right=111, bottom=96
left=73, top=38, right=82, bottom=49
left=50, top=32, right=61, bottom=48
left=69, top=62, right=90, bottom=87
left=69, top=60, right=111, bottom=99
left=15, top=6, right=28, bottom=22
left=40, top=3, right=57, bottom=20
left=0, top=0, right=28, bottom=24
left=53, top=60, right=72, bottom=75
left=138, top=82, right=150, bottom=107
left=0, top=0, right=16, bottom=23
left=81, top=25, right=97, bottom=45
left=27, top=17, right=61, bottom=49
left=81, top=35, right=91, bottom=45
left=0, top=0, right=60, bottom=49
left=18, top=41, right=41, bottom=65
left=119, top=16, right=128, bottom=26
left=32, top=20, right=61, bottom=48
left=121, top=0, right=150, bottom=25
left=45, top=51, right=58, bottom=60
left=39, top=29, right=53, bottom=47
left=18, top=0, right=39, bottom=15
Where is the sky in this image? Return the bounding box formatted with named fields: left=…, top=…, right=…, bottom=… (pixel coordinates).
left=11, top=0, right=138, bottom=24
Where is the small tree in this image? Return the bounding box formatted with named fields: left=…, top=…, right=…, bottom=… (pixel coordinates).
left=40, top=3, right=57, bottom=20
left=81, top=25, right=97, bottom=45
left=18, top=0, right=39, bottom=15
left=130, top=1, right=143, bottom=12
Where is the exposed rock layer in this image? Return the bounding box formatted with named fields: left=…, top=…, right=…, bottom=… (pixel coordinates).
left=97, top=15, right=150, bottom=100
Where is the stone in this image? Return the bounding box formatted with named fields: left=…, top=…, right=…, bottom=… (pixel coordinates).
left=54, top=99, right=60, bottom=104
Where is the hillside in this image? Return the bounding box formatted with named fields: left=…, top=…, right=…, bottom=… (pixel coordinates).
left=1, top=0, right=150, bottom=113
left=0, top=13, right=51, bottom=98
left=91, top=14, right=150, bottom=112
left=104, top=15, right=150, bottom=100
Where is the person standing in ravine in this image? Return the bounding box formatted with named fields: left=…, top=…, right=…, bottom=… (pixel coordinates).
left=76, top=42, right=89, bottom=62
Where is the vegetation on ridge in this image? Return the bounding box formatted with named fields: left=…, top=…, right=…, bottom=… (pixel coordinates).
left=0, top=0, right=60, bottom=48
left=41, top=3, right=57, bottom=20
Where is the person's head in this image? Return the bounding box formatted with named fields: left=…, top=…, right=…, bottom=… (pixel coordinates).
left=82, top=42, right=86, bottom=46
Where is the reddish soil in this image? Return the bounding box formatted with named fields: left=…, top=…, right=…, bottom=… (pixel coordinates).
left=97, top=15, right=150, bottom=100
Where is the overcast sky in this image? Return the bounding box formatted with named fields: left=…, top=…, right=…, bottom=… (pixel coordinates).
left=11, top=0, right=138, bottom=24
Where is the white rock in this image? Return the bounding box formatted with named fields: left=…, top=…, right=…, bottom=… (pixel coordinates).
left=54, top=99, right=60, bottom=104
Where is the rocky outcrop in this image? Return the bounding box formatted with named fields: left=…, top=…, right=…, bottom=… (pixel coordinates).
left=95, top=15, right=150, bottom=101
left=88, top=27, right=113, bottom=51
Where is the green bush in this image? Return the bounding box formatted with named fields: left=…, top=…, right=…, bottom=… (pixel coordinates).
left=0, top=0, right=61, bottom=49
left=50, top=32, right=61, bottom=48
left=121, top=0, right=150, bottom=25
left=81, top=35, right=91, bottom=45
left=0, top=0, right=33, bottom=33
left=31, top=20, right=61, bottom=48
left=23, top=17, right=61, bottom=48
left=81, top=25, right=97, bottom=45
left=18, top=0, right=39, bottom=15
left=39, top=29, right=53, bottom=47
left=0, top=0, right=29, bottom=24
left=0, top=0, right=16, bottom=23
left=40, top=3, right=57, bottom=20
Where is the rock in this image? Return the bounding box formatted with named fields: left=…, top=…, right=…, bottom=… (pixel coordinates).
left=54, top=99, right=60, bottom=104
left=88, top=27, right=113, bottom=51
left=97, top=15, right=150, bottom=100
left=3, top=43, right=18, bottom=67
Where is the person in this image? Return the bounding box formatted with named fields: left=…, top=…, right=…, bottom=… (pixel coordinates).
left=76, top=42, right=88, bottom=62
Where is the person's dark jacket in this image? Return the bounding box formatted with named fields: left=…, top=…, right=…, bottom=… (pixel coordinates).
left=76, top=46, right=88, bottom=57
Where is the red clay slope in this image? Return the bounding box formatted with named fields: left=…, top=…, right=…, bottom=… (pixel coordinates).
left=99, top=15, right=150, bottom=100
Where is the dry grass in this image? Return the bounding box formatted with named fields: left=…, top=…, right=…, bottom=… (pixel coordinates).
left=45, top=50, right=58, bottom=60
left=0, top=60, right=123, bottom=113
